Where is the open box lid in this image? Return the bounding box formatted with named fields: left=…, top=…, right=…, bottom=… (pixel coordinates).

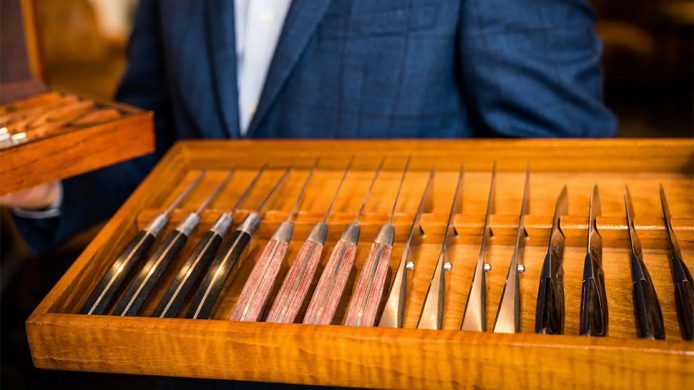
left=1, top=0, right=48, bottom=103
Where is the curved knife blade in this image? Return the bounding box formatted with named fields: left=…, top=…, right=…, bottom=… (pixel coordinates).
left=580, top=185, right=609, bottom=337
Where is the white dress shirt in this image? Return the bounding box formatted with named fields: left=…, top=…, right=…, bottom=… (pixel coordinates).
left=235, top=0, right=293, bottom=135
left=15, top=1, right=292, bottom=219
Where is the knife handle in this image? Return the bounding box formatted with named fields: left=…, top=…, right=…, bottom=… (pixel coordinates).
left=534, top=251, right=565, bottom=334
left=113, top=229, right=190, bottom=316
left=230, top=237, right=289, bottom=322
left=671, top=253, right=694, bottom=340
left=80, top=230, right=156, bottom=315
left=535, top=277, right=564, bottom=334
left=152, top=230, right=224, bottom=318
left=303, top=239, right=358, bottom=325
left=266, top=239, right=325, bottom=323
left=674, top=281, right=694, bottom=341
left=186, top=229, right=252, bottom=319
left=579, top=255, right=608, bottom=337
left=344, top=242, right=392, bottom=327
left=632, top=256, right=665, bottom=339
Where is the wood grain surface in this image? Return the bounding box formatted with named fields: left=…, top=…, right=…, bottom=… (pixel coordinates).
left=0, top=92, right=154, bottom=194
left=26, top=139, right=694, bottom=389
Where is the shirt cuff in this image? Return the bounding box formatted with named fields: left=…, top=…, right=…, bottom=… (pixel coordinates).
left=11, top=182, right=63, bottom=219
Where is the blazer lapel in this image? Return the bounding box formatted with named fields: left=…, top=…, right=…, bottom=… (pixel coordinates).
left=246, top=0, right=334, bottom=137
left=206, top=1, right=241, bottom=138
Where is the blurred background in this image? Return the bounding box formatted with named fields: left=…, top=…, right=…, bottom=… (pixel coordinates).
left=28, top=0, right=694, bottom=137
left=1, top=0, right=692, bottom=389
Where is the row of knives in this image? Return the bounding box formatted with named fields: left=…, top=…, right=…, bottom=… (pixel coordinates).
left=79, top=160, right=693, bottom=341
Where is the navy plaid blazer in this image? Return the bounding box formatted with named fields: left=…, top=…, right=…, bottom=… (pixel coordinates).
left=18, top=0, right=616, bottom=253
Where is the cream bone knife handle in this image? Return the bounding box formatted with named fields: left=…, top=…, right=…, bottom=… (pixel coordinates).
left=303, top=223, right=360, bottom=325
left=79, top=214, right=168, bottom=315
left=230, top=221, right=294, bottom=322
left=152, top=214, right=233, bottom=318
left=113, top=213, right=200, bottom=316
left=185, top=212, right=260, bottom=319
left=266, top=222, right=328, bottom=323
left=344, top=224, right=394, bottom=327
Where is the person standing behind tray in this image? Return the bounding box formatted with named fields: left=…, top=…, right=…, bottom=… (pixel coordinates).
left=1, top=0, right=616, bottom=254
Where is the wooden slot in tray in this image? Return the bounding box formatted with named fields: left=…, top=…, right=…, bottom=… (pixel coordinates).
left=0, top=91, right=154, bottom=195
left=27, top=140, right=694, bottom=389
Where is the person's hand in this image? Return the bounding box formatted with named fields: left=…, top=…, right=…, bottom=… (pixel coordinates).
left=0, top=182, right=60, bottom=210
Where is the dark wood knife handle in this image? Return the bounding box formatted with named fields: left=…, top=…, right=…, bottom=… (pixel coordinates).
left=152, top=230, right=224, bottom=318
left=185, top=229, right=252, bottom=319
left=80, top=230, right=156, bottom=315
left=113, top=230, right=189, bottom=316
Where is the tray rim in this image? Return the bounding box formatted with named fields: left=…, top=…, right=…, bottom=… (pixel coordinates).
left=26, top=139, right=694, bottom=388
left=26, top=312, right=694, bottom=388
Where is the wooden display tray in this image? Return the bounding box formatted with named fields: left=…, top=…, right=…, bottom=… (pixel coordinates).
left=26, top=140, right=694, bottom=388
left=0, top=91, right=154, bottom=195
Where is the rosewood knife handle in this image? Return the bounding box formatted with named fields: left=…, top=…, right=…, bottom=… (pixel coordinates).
left=185, top=229, right=252, bottom=319
left=152, top=230, right=224, bottom=318
left=266, top=239, right=325, bottom=323
left=303, top=239, right=358, bottom=325
left=113, top=230, right=190, bottom=316
left=344, top=242, right=392, bottom=327
left=230, top=237, right=289, bottom=322
left=80, top=230, right=156, bottom=315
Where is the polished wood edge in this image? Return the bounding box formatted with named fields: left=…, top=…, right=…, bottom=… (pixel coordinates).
left=0, top=111, right=153, bottom=194
left=177, top=138, right=694, bottom=152
left=26, top=312, right=694, bottom=353
left=26, top=312, right=694, bottom=388
left=177, top=138, right=694, bottom=172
